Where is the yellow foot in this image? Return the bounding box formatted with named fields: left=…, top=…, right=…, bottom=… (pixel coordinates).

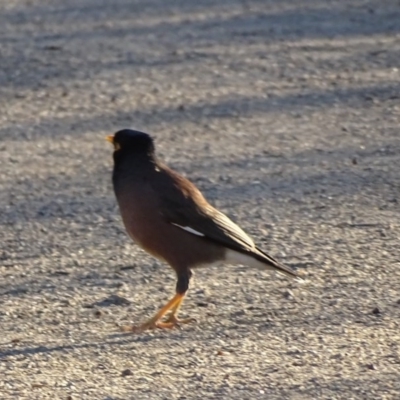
left=120, top=316, right=195, bottom=333
left=162, top=314, right=196, bottom=327
left=120, top=292, right=194, bottom=333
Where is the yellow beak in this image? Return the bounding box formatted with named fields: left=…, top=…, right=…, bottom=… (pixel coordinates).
left=106, top=135, right=114, bottom=143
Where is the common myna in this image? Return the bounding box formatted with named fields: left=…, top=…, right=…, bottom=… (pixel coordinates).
left=107, top=129, right=300, bottom=332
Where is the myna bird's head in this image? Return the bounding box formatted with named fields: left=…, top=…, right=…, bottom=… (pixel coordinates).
left=107, top=129, right=155, bottom=156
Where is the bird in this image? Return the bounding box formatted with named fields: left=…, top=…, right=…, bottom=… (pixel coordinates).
left=107, top=129, right=300, bottom=332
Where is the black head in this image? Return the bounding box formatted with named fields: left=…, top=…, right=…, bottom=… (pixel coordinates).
left=107, top=129, right=155, bottom=156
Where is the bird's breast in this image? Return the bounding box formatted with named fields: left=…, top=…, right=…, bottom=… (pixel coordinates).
left=112, top=172, right=225, bottom=269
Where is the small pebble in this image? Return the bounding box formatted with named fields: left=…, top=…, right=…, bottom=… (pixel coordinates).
left=371, top=307, right=381, bottom=315
left=121, top=369, right=133, bottom=377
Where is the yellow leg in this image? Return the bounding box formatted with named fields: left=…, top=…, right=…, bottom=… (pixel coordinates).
left=121, top=293, right=192, bottom=333
left=163, top=294, right=195, bottom=326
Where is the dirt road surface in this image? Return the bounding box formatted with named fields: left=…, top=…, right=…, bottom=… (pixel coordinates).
left=1, top=1, right=399, bottom=399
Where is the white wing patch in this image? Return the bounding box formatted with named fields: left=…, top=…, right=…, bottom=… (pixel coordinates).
left=171, top=223, right=205, bottom=237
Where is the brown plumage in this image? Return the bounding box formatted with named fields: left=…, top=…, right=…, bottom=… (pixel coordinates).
left=108, top=129, right=300, bottom=332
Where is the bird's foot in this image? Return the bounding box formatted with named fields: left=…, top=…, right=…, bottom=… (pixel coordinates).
left=120, top=315, right=195, bottom=333
left=161, top=314, right=196, bottom=328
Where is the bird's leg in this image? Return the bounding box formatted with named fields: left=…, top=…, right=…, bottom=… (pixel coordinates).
left=162, top=294, right=195, bottom=326
left=162, top=269, right=195, bottom=327
left=121, top=293, right=183, bottom=333
left=121, top=270, right=194, bottom=333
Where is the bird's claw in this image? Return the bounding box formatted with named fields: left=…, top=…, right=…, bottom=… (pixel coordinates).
left=157, top=315, right=196, bottom=330
left=120, top=316, right=195, bottom=333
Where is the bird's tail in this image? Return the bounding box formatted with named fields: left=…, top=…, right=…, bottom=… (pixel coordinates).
left=254, top=247, right=302, bottom=279
left=225, top=248, right=303, bottom=281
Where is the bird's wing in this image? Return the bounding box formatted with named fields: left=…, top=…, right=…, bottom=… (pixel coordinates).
left=152, top=165, right=256, bottom=253
left=175, top=205, right=257, bottom=252
left=152, top=165, right=299, bottom=279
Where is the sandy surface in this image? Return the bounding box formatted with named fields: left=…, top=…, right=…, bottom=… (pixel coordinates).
left=1, top=0, right=400, bottom=399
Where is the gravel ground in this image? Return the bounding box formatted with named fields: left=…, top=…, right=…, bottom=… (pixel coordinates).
left=1, top=0, right=400, bottom=399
